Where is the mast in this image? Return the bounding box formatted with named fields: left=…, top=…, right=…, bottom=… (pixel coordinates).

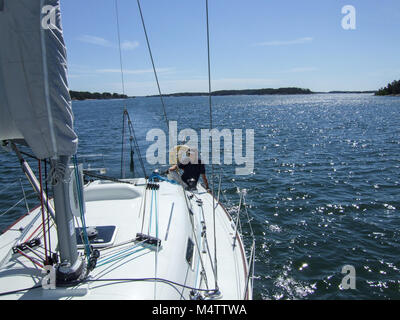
left=0, top=0, right=85, bottom=284
left=51, top=157, right=85, bottom=283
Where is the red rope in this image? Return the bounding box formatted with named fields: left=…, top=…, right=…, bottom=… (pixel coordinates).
left=25, top=222, right=43, bottom=242
left=16, top=249, right=44, bottom=269
left=44, top=161, right=52, bottom=257
left=38, top=160, right=48, bottom=264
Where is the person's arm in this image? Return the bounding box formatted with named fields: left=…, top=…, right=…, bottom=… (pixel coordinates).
left=168, top=164, right=178, bottom=172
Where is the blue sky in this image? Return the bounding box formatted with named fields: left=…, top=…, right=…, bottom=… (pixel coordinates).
left=61, top=0, right=400, bottom=96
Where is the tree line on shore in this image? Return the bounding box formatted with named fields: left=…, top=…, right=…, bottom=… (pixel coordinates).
left=375, top=80, right=400, bottom=96
left=147, top=87, right=313, bottom=97
left=70, top=81, right=400, bottom=100
left=70, top=91, right=129, bottom=100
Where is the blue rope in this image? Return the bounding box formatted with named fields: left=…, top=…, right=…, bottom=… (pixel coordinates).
left=97, top=243, right=142, bottom=265
left=97, top=242, right=156, bottom=267
left=148, top=188, right=154, bottom=234
left=97, top=246, right=147, bottom=267
left=149, top=174, right=179, bottom=185
left=155, top=188, right=159, bottom=238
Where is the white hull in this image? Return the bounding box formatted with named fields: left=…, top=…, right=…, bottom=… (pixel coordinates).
left=0, top=178, right=251, bottom=300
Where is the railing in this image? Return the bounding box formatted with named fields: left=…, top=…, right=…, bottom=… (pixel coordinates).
left=80, top=153, right=107, bottom=175
left=0, top=180, right=37, bottom=234
left=211, top=166, right=256, bottom=299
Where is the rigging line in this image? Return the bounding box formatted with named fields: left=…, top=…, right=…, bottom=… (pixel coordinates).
left=130, top=139, right=135, bottom=176
left=73, top=155, right=91, bottom=262
left=136, top=0, right=169, bottom=130
left=194, top=205, right=203, bottom=288
left=205, top=0, right=218, bottom=291
left=232, top=191, right=243, bottom=248
left=114, top=0, right=129, bottom=178
left=16, top=248, right=43, bottom=269
left=148, top=188, right=155, bottom=234
left=0, top=285, right=42, bottom=297
left=23, top=245, right=46, bottom=262
left=36, top=244, right=56, bottom=256
left=98, top=239, right=144, bottom=258
left=85, top=277, right=217, bottom=293
left=242, top=239, right=255, bottom=299
left=128, top=116, right=146, bottom=177
left=243, top=196, right=255, bottom=238
left=44, top=160, right=51, bottom=256
left=0, top=277, right=219, bottom=298
left=96, top=241, right=146, bottom=266
left=0, top=180, right=20, bottom=194
left=180, top=264, right=192, bottom=300
left=74, top=215, right=87, bottom=254
left=19, top=179, right=30, bottom=214
left=154, top=186, right=159, bottom=299
left=126, top=112, right=147, bottom=177
left=0, top=211, right=41, bottom=262
left=155, top=186, right=159, bottom=239
left=120, top=110, right=126, bottom=179
left=182, top=190, right=210, bottom=290
left=140, top=185, right=148, bottom=234
left=28, top=215, right=55, bottom=240
left=24, top=220, right=45, bottom=242
left=88, top=278, right=186, bottom=300
left=0, top=193, right=35, bottom=217
left=218, top=166, right=254, bottom=236
left=96, top=247, right=147, bottom=268
left=38, top=160, right=48, bottom=263
left=199, top=203, right=216, bottom=281
left=31, top=221, right=52, bottom=244
left=10, top=183, right=32, bottom=202
left=219, top=166, right=254, bottom=238
left=83, top=171, right=134, bottom=185
left=114, top=0, right=126, bottom=96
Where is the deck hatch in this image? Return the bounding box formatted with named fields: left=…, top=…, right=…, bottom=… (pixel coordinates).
left=76, top=225, right=116, bottom=248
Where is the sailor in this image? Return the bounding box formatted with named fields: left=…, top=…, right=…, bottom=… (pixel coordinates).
left=167, top=148, right=210, bottom=191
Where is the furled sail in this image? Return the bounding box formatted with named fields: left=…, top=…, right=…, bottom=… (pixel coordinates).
left=0, top=0, right=77, bottom=159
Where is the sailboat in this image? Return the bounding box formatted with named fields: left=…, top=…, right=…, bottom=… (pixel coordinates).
left=0, top=0, right=254, bottom=300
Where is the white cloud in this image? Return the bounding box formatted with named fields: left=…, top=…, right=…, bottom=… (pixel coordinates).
left=255, top=37, right=313, bottom=47
left=78, top=35, right=112, bottom=47
left=77, top=35, right=139, bottom=50
left=281, top=67, right=318, bottom=73
left=96, top=68, right=175, bottom=75
left=121, top=40, right=140, bottom=50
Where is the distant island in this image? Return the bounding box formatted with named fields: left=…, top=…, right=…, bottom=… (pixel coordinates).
left=147, top=87, right=313, bottom=97
left=326, top=90, right=376, bottom=94
left=70, top=86, right=388, bottom=100
left=375, top=80, right=400, bottom=96
left=70, top=90, right=129, bottom=100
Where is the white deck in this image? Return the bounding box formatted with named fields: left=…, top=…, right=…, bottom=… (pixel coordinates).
left=0, top=178, right=251, bottom=300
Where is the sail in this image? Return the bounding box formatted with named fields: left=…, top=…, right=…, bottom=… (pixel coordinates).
left=0, top=0, right=77, bottom=159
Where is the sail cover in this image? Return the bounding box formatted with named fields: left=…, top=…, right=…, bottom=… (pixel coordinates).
left=0, top=0, right=77, bottom=159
